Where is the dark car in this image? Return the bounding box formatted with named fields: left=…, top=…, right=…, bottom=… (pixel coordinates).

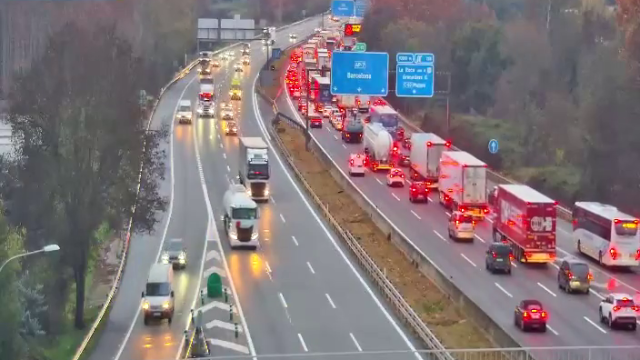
left=514, top=299, right=547, bottom=332
left=485, top=243, right=513, bottom=274
left=409, top=181, right=429, bottom=203
left=558, top=259, right=592, bottom=294
left=309, top=116, right=323, bottom=128
left=161, top=239, right=187, bottom=270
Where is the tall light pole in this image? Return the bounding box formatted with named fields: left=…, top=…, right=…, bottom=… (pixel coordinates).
left=0, top=244, right=60, bottom=274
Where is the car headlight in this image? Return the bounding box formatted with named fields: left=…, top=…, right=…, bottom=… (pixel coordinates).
left=264, top=189, right=269, bottom=196
left=251, top=231, right=259, bottom=240
left=178, top=252, right=186, bottom=260
left=162, top=301, right=170, bottom=309
left=229, top=230, right=238, bottom=240
left=161, top=253, right=169, bottom=263
left=142, top=301, right=149, bottom=310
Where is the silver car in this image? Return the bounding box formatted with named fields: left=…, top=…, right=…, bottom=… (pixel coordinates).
left=161, top=239, right=187, bottom=270
left=448, top=211, right=475, bottom=241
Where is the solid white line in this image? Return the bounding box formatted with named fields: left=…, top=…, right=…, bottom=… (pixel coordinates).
left=494, top=283, right=513, bottom=298
left=297, top=333, right=308, bottom=352
left=219, top=143, right=223, bottom=148
left=411, top=210, right=421, bottom=219
left=350, top=333, right=363, bottom=352
left=270, top=196, right=276, bottom=204
left=537, top=282, right=557, bottom=297
left=391, top=193, right=400, bottom=201
left=325, top=293, right=336, bottom=309
left=433, top=230, right=448, bottom=243
left=265, top=261, right=272, bottom=273
left=307, top=261, right=315, bottom=274
left=375, top=178, right=382, bottom=185
left=291, top=235, right=299, bottom=246
left=280, top=213, right=286, bottom=223
left=474, top=234, right=486, bottom=243
left=278, top=292, right=288, bottom=308
left=547, top=325, right=559, bottom=336
left=584, top=316, right=607, bottom=333
left=460, top=253, right=477, bottom=267
left=114, top=68, right=186, bottom=360
left=445, top=211, right=451, bottom=217
left=342, top=144, right=347, bottom=148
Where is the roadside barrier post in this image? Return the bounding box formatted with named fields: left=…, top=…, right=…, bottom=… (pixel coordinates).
left=235, top=323, right=239, bottom=339
left=223, top=287, right=229, bottom=303
left=229, top=304, right=234, bottom=321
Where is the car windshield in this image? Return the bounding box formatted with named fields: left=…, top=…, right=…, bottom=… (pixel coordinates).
left=491, top=245, right=511, bottom=256
left=525, top=303, right=542, bottom=311
left=146, top=282, right=170, bottom=296
left=391, top=170, right=402, bottom=177
left=179, top=106, right=190, bottom=112
left=570, top=263, right=589, bottom=276
left=457, top=214, right=473, bottom=223
left=615, top=298, right=636, bottom=307
left=167, top=241, right=182, bottom=252
left=200, top=78, right=213, bottom=85
left=231, top=207, right=257, bottom=220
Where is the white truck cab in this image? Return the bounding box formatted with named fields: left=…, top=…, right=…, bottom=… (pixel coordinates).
left=141, top=263, right=174, bottom=325
left=223, top=184, right=260, bottom=249
left=176, top=100, right=193, bottom=124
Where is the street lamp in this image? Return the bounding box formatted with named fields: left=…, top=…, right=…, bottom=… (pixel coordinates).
left=0, top=244, right=60, bottom=274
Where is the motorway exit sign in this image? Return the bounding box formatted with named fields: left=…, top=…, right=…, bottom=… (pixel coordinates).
left=330, top=51, right=389, bottom=96
left=354, top=42, right=366, bottom=52
left=395, top=52, right=435, bottom=97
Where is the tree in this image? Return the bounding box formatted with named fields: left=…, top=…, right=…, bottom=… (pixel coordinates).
left=6, top=23, right=167, bottom=329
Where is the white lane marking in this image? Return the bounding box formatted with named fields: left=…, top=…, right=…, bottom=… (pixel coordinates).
left=278, top=292, right=288, bottom=308
left=494, top=283, right=513, bottom=298
left=333, top=135, right=338, bottom=140
left=114, top=70, right=186, bottom=360
left=537, top=282, right=557, bottom=297
left=279, top=213, right=286, bottom=223
left=297, top=333, right=309, bottom=352
left=487, top=218, right=493, bottom=223
left=547, top=325, right=559, bottom=336
left=291, top=235, right=299, bottom=246
left=206, top=319, right=244, bottom=333
left=375, top=178, right=382, bottom=185
left=445, top=211, right=451, bottom=217
left=411, top=210, right=421, bottom=219
left=270, top=196, right=276, bottom=204
left=474, top=234, right=486, bottom=243
left=325, top=293, right=336, bottom=309
left=583, top=316, right=607, bottom=333
left=391, top=193, right=400, bottom=201
left=219, top=143, right=223, bottom=148
left=307, top=261, right=316, bottom=274
left=206, top=249, right=221, bottom=261
left=589, top=289, right=605, bottom=300
left=196, top=300, right=236, bottom=314
left=204, top=266, right=227, bottom=278
left=223, top=152, right=227, bottom=159
left=350, top=333, right=363, bottom=352
left=460, top=253, right=477, bottom=267
left=208, top=339, right=250, bottom=354
left=265, top=261, right=272, bottom=273
left=260, top=67, right=423, bottom=360
left=342, top=144, right=347, bottom=148
left=433, top=230, right=448, bottom=243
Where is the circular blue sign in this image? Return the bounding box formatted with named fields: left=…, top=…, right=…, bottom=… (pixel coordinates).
left=488, top=139, right=499, bottom=154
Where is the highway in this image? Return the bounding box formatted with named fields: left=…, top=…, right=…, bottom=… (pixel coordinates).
left=89, top=15, right=423, bottom=360
left=278, top=74, right=640, bottom=350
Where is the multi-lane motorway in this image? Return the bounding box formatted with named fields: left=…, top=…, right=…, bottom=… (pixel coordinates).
left=89, top=16, right=425, bottom=360
left=278, top=71, right=640, bottom=350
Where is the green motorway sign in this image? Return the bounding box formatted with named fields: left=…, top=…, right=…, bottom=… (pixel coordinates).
left=354, top=42, right=367, bottom=52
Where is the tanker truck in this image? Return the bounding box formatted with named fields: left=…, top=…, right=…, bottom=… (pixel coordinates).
left=363, top=123, right=394, bottom=171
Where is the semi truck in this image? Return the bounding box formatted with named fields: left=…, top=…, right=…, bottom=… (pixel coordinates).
left=363, top=123, right=394, bottom=171
left=238, top=137, right=270, bottom=202
left=198, top=84, right=215, bottom=117
left=222, top=184, right=260, bottom=249
left=492, top=184, right=557, bottom=263
left=437, top=151, right=489, bottom=219
left=409, top=133, right=451, bottom=186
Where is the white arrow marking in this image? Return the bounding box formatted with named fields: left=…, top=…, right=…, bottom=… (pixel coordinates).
left=206, top=250, right=221, bottom=262
left=204, top=266, right=227, bottom=278
left=195, top=300, right=237, bottom=314
left=206, top=319, right=244, bottom=332
left=208, top=339, right=249, bottom=354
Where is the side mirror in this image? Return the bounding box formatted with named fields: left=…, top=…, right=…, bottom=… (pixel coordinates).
left=141, top=291, right=145, bottom=298
left=170, top=291, right=175, bottom=298
left=486, top=250, right=491, bottom=255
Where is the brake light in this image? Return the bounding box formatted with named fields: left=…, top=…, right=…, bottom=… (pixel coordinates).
left=588, top=273, right=594, bottom=281
left=492, top=252, right=497, bottom=258
left=483, top=208, right=490, bottom=214
left=522, top=311, right=530, bottom=319
left=349, top=159, right=354, bottom=166
left=445, top=141, right=452, bottom=147
left=426, top=141, right=432, bottom=147
left=455, top=221, right=460, bottom=226
left=509, top=253, right=514, bottom=261
left=610, top=248, right=618, bottom=260
left=636, top=250, right=640, bottom=261
left=632, top=306, right=640, bottom=311
left=613, top=306, right=621, bottom=312
left=541, top=311, right=547, bottom=318
left=236, top=221, right=241, bottom=228
left=567, top=272, right=573, bottom=279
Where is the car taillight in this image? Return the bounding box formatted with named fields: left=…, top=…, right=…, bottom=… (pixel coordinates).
left=509, top=253, right=514, bottom=261
left=522, top=311, right=530, bottom=319
left=492, top=252, right=497, bottom=258
left=632, top=306, right=640, bottom=311
left=483, top=208, right=490, bottom=214
left=236, top=221, right=241, bottom=228
left=567, top=272, right=574, bottom=279
left=588, top=273, right=594, bottom=281
left=610, top=248, right=618, bottom=260
left=349, top=159, right=354, bottom=166
left=541, top=311, right=547, bottom=318
left=455, top=220, right=460, bottom=226
left=636, top=249, right=640, bottom=260
left=613, top=306, right=621, bottom=312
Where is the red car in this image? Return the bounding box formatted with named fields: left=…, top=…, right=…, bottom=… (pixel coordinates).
left=409, top=181, right=430, bottom=203
left=514, top=300, right=547, bottom=332
left=309, top=116, right=323, bottom=128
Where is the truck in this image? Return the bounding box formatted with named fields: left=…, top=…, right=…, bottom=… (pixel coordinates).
left=198, top=84, right=215, bottom=117
left=317, top=51, right=330, bottom=69
left=341, top=114, right=364, bottom=143
left=368, top=104, right=400, bottom=137
left=238, top=137, right=270, bottom=202
left=356, top=95, right=370, bottom=113
left=363, top=123, right=394, bottom=171
left=409, top=133, right=451, bottom=186
left=437, top=151, right=489, bottom=219
left=303, top=44, right=316, bottom=63
left=229, top=77, right=242, bottom=100
left=222, top=184, right=260, bottom=249
left=492, top=184, right=557, bottom=264
left=339, top=95, right=357, bottom=109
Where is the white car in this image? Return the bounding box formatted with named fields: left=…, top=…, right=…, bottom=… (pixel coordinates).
left=261, top=38, right=268, bottom=46
left=348, top=154, right=365, bottom=177
left=322, top=106, right=333, bottom=118
left=220, top=103, right=234, bottom=120
left=386, top=168, right=405, bottom=187
left=314, top=28, right=322, bottom=33
left=599, top=293, right=639, bottom=330
left=447, top=211, right=475, bottom=241
left=289, top=33, right=297, bottom=40
left=220, top=53, right=229, bottom=61
left=234, top=64, right=243, bottom=73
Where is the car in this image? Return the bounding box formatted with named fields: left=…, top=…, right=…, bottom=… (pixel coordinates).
left=514, top=300, right=547, bottom=332
left=485, top=242, right=513, bottom=274
left=225, top=121, right=238, bottom=136
left=289, top=33, right=297, bottom=40
left=373, top=98, right=385, bottom=106
left=409, top=181, right=429, bottom=203
left=212, top=59, right=221, bottom=67
left=348, top=154, right=366, bottom=176
left=298, top=99, right=308, bottom=112
left=599, top=293, right=639, bottom=330
left=220, top=102, right=234, bottom=120
left=242, top=57, right=250, bottom=65
left=234, top=64, right=243, bottom=72
left=398, top=154, right=410, bottom=167
left=220, top=53, right=229, bottom=61
left=330, top=109, right=342, bottom=123
left=334, top=120, right=343, bottom=131
left=161, top=239, right=187, bottom=270
left=402, top=138, right=411, bottom=150
left=314, top=27, right=322, bottom=33
left=488, top=185, right=499, bottom=207
left=309, top=115, right=323, bottom=128
left=557, top=259, right=592, bottom=294
left=386, top=168, right=405, bottom=187
left=176, top=100, right=193, bottom=124
left=261, top=38, right=268, bottom=45
left=322, top=106, right=333, bottom=118
left=447, top=211, right=475, bottom=241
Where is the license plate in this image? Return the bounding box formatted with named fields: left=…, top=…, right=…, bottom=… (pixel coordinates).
left=153, top=312, right=161, bottom=316
left=531, top=313, right=540, bottom=319
left=571, top=281, right=580, bottom=286
left=496, top=258, right=503, bottom=262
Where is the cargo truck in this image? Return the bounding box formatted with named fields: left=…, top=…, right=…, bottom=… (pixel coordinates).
left=363, top=123, right=394, bottom=171
left=342, top=114, right=363, bottom=143
left=198, top=84, right=215, bottom=117
left=409, top=133, right=451, bottom=187
left=339, top=95, right=357, bottom=109
left=438, top=151, right=489, bottom=219
left=238, top=137, right=270, bottom=202
left=222, top=184, right=260, bottom=249
left=492, top=184, right=557, bottom=263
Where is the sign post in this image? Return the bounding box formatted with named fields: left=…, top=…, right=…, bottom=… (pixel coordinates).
left=395, top=52, right=435, bottom=98
left=330, top=51, right=389, bottom=96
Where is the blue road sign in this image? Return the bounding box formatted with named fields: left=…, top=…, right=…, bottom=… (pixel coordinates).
left=331, top=0, right=355, bottom=17
left=488, top=139, right=499, bottom=154
left=330, top=51, right=389, bottom=96
left=355, top=0, right=369, bottom=17
left=271, top=48, right=282, bottom=60
left=395, top=52, right=435, bottom=98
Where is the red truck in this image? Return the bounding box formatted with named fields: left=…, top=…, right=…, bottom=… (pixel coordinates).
left=493, top=184, right=557, bottom=264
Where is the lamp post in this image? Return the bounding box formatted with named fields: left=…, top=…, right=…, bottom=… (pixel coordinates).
left=0, top=244, right=60, bottom=274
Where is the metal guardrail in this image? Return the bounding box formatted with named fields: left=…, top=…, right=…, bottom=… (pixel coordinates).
left=72, top=15, right=325, bottom=360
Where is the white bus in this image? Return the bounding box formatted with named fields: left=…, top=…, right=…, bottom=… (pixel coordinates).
left=572, top=202, right=640, bottom=267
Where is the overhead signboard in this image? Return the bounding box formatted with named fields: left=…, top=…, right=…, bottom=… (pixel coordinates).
left=330, top=51, right=389, bottom=96
left=395, top=52, right=435, bottom=98
left=331, top=0, right=355, bottom=17
left=355, top=0, right=369, bottom=18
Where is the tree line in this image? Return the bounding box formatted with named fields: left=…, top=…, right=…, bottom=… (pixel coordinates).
left=360, top=0, right=640, bottom=212
left=0, top=22, right=167, bottom=359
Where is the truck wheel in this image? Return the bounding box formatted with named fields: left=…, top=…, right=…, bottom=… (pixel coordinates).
left=409, top=196, right=414, bottom=203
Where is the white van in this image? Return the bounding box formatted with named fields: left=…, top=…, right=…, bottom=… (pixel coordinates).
left=141, top=263, right=174, bottom=325
left=348, top=153, right=366, bottom=176
left=176, top=100, right=193, bottom=124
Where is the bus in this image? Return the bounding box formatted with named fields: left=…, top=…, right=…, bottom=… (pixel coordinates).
left=368, top=104, right=400, bottom=137
left=310, top=75, right=331, bottom=104
left=572, top=202, right=640, bottom=267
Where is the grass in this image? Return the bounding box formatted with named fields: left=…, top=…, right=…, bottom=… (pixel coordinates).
left=275, top=121, right=495, bottom=350
left=40, top=306, right=102, bottom=360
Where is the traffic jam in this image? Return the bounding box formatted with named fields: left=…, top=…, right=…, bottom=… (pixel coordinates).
left=282, top=17, right=640, bottom=333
